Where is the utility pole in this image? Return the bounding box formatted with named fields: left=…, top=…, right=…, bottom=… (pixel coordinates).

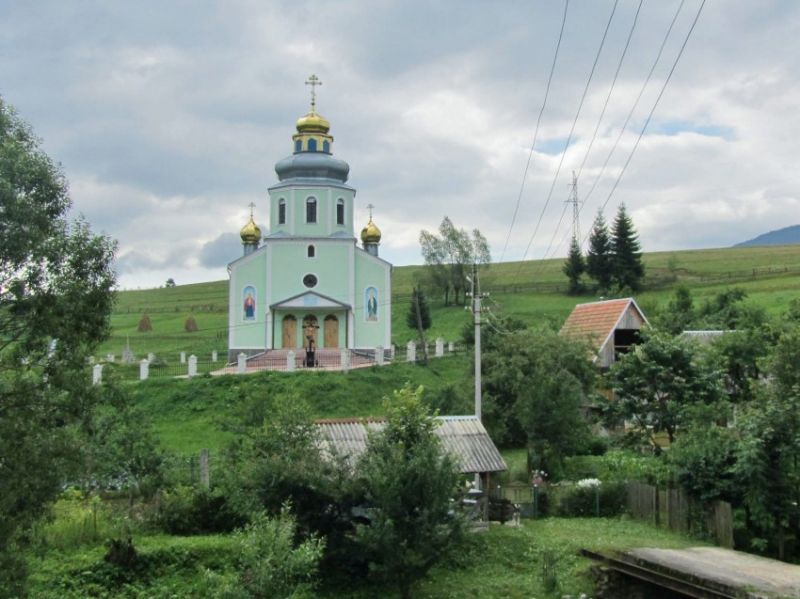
left=467, top=264, right=486, bottom=421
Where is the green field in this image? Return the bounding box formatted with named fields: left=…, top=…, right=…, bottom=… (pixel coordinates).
left=103, top=244, right=800, bottom=359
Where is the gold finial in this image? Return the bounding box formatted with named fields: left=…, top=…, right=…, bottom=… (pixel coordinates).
left=305, top=74, right=322, bottom=112
left=367, top=203, right=374, bottom=219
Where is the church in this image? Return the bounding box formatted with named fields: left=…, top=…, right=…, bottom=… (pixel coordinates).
left=227, top=77, right=392, bottom=363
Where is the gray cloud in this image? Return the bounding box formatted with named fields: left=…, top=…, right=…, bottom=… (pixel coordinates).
left=199, top=233, right=245, bottom=268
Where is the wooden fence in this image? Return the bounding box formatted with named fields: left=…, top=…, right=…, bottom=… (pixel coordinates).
left=627, top=482, right=733, bottom=548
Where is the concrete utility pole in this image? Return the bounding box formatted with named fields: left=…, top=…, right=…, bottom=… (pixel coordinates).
left=467, top=264, right=487, bottom=421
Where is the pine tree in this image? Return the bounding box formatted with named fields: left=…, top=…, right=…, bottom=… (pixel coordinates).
left=562, top=235, right=585, bottom=295
left=406, top=287, right=432, bottom=331
left=611, top=203, right=644, bottom=292
left=586, top=210, right=613, bottom=293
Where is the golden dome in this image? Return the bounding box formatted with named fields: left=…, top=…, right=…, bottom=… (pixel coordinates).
left=240, top=215, right=262, bottom=244
left=360, top=218, right=382, bottom=244
left=296, top=110, right=330, bottom=134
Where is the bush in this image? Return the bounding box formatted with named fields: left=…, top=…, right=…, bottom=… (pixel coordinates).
left=563, top=449, right=670, bottom=485
left=154, top=485, right=246, bottom=535
left=553, top=480, right=627, bottom=518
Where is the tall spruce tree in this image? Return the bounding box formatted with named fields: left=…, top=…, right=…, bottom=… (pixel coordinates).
left=586, top=210, right=613, bottom=293
left=562, top=235, right=585, bottom=295
left=611, top=203, right=644, bottom=291
left=406, top=287, right=432, bottom=331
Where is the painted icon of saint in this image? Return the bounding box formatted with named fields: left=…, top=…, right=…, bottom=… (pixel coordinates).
left=243, top=286, right=256, bottom=320
left=366, top=286, right=378, bottom=321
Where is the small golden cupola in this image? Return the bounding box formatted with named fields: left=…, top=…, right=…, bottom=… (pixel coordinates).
left=240, top=202, right=262, bottom=256
left=360, top=204, right=382, bottom=257
left=292, top=74, right=334, bottom=154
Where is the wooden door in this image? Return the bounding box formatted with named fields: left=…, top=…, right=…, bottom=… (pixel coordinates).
left=282, top=315, right=296, bottom=348
left=324, top=315, right=338, bottom=348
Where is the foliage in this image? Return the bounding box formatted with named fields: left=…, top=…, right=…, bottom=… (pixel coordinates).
left=696, top=287, right=765, bottom=330
left=668, top=425, right=740, bottom=503
left=406, top=286, right=432, bottom=331
left=235, top=507, right=325, bottom=599
left=482, top=329, right=596, bottom=468
left=562, top=235, right=585, bottom=295
left=586, top=209, right=613, bottom=293
left=137, top=313, right=153, bottom=332
left=610, top=203, right=644, bottom=292
left=710, top=327, right=771, bottom=403
left=153, top=485, right=246, bottom=536
left=33, top=493, right=118, bottom=550
left=355, top=385, right=465, bottom=599
left=734, top=387, right=800, bottom=558
left=552, top=481, right=627, bottom=518
left=0, top=97, right=116, bottom=595
left=184, top=315, right=199, bottom=332
left=563, top=450, right=671, bottom=486
left=656, top=286, right=695, bottom=334
left=608, top=333, right=723, bottom=444
left=165, top=278, right=176, bottom=288
left=767, top=324, right=800, bottom=394
left=419, top=216, right=491, bottom=305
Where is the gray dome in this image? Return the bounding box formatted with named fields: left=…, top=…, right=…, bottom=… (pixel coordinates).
left=275, top=152, right=350, bottom=183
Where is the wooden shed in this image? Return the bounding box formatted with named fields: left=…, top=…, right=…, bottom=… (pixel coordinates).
left=560, top=298, right=648, bottom=369
left=314, top=415, right=507, bottom=477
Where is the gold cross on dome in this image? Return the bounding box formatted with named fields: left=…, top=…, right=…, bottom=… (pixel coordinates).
left=248, top=202, right=256, bottom=218
left=305, top=74, right=322, bottom=111
left=367, top=203, right=374, bottom=219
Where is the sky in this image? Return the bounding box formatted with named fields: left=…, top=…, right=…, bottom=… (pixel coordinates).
left=2, top=1, right=799, bottom=289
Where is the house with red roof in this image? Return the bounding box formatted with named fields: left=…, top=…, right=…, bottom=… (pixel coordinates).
left=559, top=298, right=649, bottom=369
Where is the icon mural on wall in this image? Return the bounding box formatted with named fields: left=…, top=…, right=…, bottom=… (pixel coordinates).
left=243, top=286, right=256, bottom=320
left=365, top=286, right=378, bottom=321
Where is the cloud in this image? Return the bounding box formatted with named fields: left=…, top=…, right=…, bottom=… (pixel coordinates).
left=199, top=233, right=244, bottom=268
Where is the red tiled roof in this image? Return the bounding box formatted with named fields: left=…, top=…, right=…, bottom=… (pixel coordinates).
left=559, top=298, right=637, bottom=352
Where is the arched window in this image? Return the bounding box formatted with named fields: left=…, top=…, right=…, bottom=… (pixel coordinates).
left=278, top=199, right=286, bottom=225
left=307, top=245, right=315, bottom=258
left=336, top=199, right=345, bottom=225
left=306, top=197, right=317, bottom=223
left=308, top=138, right=317, bottom=152
left=294, top=139, right=302, bottom=153
left=322, top=140, right=330, bottom=153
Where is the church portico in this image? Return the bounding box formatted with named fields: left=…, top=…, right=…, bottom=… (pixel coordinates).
left=227, top=75, right=391, bottom=365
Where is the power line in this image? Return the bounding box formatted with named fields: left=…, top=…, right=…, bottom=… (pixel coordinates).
left=515, top=0, right=620, bottom=276
left=499, top=0, right=570, bottom=263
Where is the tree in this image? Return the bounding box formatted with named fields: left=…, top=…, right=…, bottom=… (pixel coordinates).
left=0, top=98, right=116, bottom=593
left=407, top=286, right=432, bottom=364
left=356, top=385, right=465, bottom=599
left=610, top=203, right=644, bottom=291
left=586, top=210, right=613, bottom=293
left=609, top=333, right=722, bottom=445
left=656, top=286, right=695, bottom=335
left=482, top=328, right=596, bottom=473
left=562, top=235, right=585, bottom=294
left=165, top=277, right=176, bottom=288
left=419, top=216, right=490, bottom=305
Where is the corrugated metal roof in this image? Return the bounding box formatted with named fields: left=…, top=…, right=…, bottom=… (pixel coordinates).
left=314, top=415, right=507, bottom=474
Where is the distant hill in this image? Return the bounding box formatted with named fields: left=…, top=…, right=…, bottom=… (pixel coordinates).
left=735, top=225, right=800, bottom=247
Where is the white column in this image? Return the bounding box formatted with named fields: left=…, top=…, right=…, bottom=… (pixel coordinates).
left=237, top=352, right=247, bottom=374
left=406, top=341, right=416, bottom=363
left=287, top=350, right=296, bottom=372
left=435, top=337, right=444, bottom=357
left=390, top=344, right=396, bottom=359
left=340, top=348, right=350, bottom=372
left=92, top=364, right=103, bottom=385
left=188, top=355, right=197, bottom=378
left=180, top=351, right=186, bottom=364
left=211, top=350, right=218, bottom=362
left=139, top=359, right=149, bottom=381
left=375, top=346, right=384, bottom=366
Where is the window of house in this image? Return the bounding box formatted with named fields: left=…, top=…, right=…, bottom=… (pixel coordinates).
left=306, top=198, right=317, bottom=223
left=336, top=199, right=345, bottom=225
left=307, top=245, right=315, bottom=258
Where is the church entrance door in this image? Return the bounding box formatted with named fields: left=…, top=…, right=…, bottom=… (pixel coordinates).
left=282, top=315, right=297, bottom=348
left=323, top=314, right=338, bottom=348
left=302, top=315, right=319, bottom=350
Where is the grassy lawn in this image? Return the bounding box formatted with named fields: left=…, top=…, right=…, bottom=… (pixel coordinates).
left=26, top=516, right=700, bottom=598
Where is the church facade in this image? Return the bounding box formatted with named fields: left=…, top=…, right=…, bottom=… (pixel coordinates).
left=227, top=81, right=391, bottom=360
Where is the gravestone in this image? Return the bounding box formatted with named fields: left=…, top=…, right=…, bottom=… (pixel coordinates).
left=147, top=352, right=155, bottom=362
left=122, top=345, right=134, bottom=364
left=448, top=341, right=454, bottom=353
left=188, top=355, right=197, bottom=378
left=237, top=352, right=247, bottom=374
left=139, top=359, right=149, bottom=381
left=375, top=346, right=384, bottom=365
left=211, top=350, right=218, bottom=362
left=287, top=350, right=296, bottom=372
left=340, top=348, right=350, bottom=372
left=92, top=364, right=103, bottom=385
left=180, top=351, right=186, bottom=364
left=435, top=337, right=444, bottom=357
left=406, top=341, right=416, bottom=362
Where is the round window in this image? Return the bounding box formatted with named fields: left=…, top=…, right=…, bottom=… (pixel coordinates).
left=303, top=274, right=318, bottom=288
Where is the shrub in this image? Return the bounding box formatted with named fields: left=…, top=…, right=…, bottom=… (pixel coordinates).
left=154, top=485, right=246, bottom=535
left=553, top=480, right=627, bottom=518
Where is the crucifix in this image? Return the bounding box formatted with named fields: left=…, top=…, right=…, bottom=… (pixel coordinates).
left=367, top=203, right=374, bottom=220
left=305, top=74, right=322, bottom=112
left=248, top=201, right=256, bottom=219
